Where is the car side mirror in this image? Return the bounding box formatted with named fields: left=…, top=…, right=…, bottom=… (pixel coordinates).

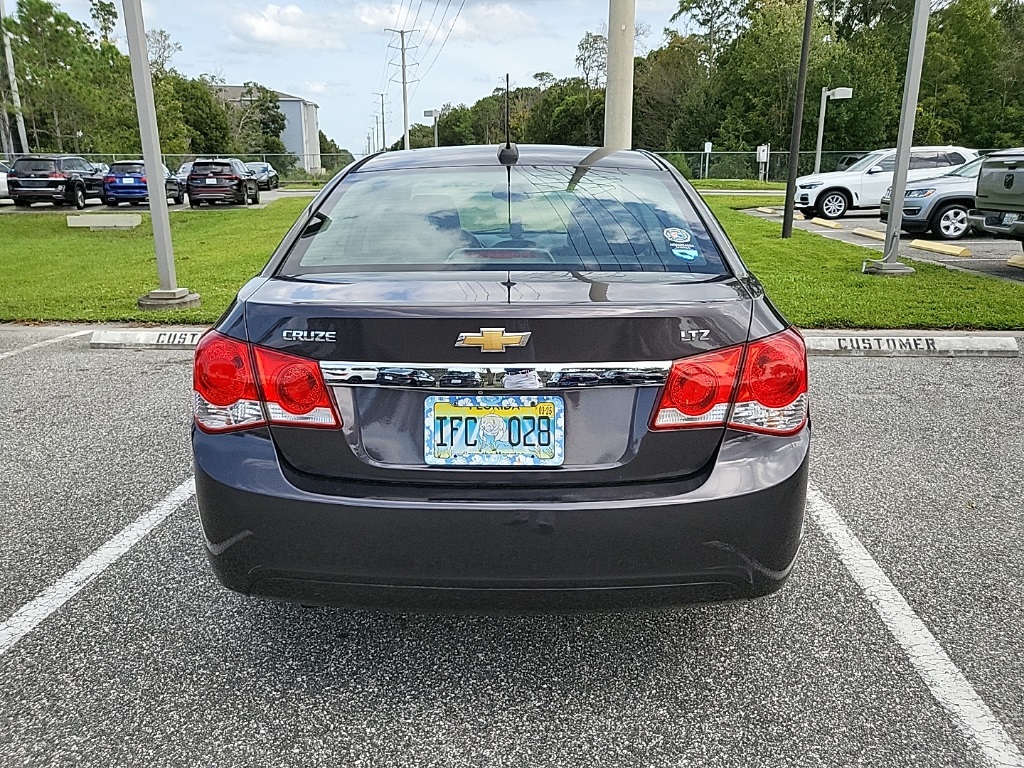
left=867, top=165, right=885, bottom=175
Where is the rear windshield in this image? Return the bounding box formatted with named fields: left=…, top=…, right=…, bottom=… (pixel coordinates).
left=192, top=162, right=234, bottom=175
left=280, top=165, right=727, bottom=275
left=247, top=163, right=268, bottom=171
left=13, top=158, right=56, bottom=173
left=110, top=162, right=145, bottom=174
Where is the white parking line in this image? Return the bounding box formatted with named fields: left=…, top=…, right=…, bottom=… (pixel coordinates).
left=0, top=477, right=196, bottom=656
left=807, top=485, right=1024, bottom=767
left=0, top=329, right=92, bottom=361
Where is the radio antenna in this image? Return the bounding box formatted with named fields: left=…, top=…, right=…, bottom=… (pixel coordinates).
left=497, top=73, right=519, bottom=165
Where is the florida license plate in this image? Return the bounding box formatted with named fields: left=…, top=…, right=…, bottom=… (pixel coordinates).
left=424, top=395, right=564, bottom=467
left=1003, top=213, right=1018, bottom=226
left=205, top=178, right=217, bottom=184
left=122, top=177, right=134, bottom=184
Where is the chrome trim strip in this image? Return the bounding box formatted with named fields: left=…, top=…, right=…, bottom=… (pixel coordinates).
left=320, top=360, right=672, bottom=390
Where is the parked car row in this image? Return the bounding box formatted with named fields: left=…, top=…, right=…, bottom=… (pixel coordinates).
left=2, top=154, right=278, bottom=209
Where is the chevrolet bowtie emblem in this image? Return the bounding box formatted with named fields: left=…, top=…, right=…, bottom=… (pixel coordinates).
left=455, top=327, right=531, bottom=353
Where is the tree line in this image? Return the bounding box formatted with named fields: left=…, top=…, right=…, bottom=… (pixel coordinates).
left=394, top=0, right=1023, bottom=175
left=0, top=0, right=352, bottom=171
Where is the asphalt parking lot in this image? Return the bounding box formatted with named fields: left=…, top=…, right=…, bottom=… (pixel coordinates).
left=1, top=326, right=1021, bottom=767
left=747, top=208, right=1024, bottom=282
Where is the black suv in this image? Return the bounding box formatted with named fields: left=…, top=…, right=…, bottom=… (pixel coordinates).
left=7, top=155, right=106, bottom=208
left=186, top=158, right=260, bottom=207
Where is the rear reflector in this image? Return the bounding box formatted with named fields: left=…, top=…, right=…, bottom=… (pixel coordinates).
left=193, top=332, right=340, bottom=432
left=651, top=329, right=808, bottom=436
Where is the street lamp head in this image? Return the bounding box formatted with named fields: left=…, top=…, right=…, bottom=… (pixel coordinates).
left=829, top=87, right=853, bottom=100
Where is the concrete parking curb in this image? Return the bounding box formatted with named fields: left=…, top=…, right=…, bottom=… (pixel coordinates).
left=809, top=218, right=842, bottom=229
left=851, top=227, right=886, bottom=242
left=89, top=328, right=1022, bottom=358
left=90, top=329, right=205, bottom=349
left=909, top=239, right=971, bottom=257
left=804, top=333, right=1020, bottom=357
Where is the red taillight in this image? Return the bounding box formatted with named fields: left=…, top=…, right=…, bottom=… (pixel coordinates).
left=104, top=176, right=115, bottom=183
left=651, top=346, right=742, bottom=429
left=729, top=329, right=808, bottom=435
left=651, top=329, right=808, bottom=435
left=252, top=346, right=339, bottom=427
left=140, top=176, right=147, bottom=184
left=192, top=333, right=340, bottom=432
left=50, top=172, right=68, bottom=179
left=193, top=332, right=265, bottom=433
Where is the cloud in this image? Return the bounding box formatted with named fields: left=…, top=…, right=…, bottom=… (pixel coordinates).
left=451, top=3, right=542, bottom=41
left=233, top=4, right=349, bottom=51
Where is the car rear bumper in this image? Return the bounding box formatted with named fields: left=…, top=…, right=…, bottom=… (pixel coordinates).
left=10, top=187, right=67, bottom=202
left=193, top=426, right=810, bottom=612
left=969, top=209, right=1024, bottom=239
left=188, top=188, right=243, bottom=201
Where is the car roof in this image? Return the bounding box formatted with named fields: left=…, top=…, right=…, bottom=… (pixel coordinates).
left=357, top=144, right=663, bottom=172
left=14, top=154, right=82, bottom=160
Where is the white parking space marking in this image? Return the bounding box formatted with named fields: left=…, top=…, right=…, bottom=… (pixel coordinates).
left=0, top=329, right=92, bottom=361
left=0, top=477, right=195, bottom=656
left=808, top=485, right=1024, bottom=767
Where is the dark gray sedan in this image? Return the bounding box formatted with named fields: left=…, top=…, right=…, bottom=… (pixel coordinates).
left=192, top=144, right=810, bottom=612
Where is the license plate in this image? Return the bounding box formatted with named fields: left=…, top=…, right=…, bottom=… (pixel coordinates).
left=425, top=395, right=564, bottom=467
left=205, top=178, right=217, bottom=185
left=122, top=177, right=134, bottom=184
left=1003, top=213, right=1018, bottom=226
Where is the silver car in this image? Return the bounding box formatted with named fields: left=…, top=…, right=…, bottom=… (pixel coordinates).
left=879, top=157, right=983, bottom=240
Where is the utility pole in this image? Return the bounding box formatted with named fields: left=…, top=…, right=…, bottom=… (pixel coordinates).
left=0, top=0, right=29, bottom=153
left=385, top=28, right=416, bottom=151
left=374, top=91, right=386, bottom=150
left=374, top=115, right=380, bottom=152
left=865, top=0, right=928, bottom=275
left=122, top=0, right=199, bottom=309
left=604, top=0, right=636, bottom=151
left=781, top=0, right=815, bottom=239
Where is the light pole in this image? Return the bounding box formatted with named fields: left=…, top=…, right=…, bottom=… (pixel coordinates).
left=423, top=109, right=439, bottom=147
left=814, top=86, right=852, bottom=173
left=374, top=92, right=386, bottom=150
left=122, top=0, right=199, bottom=309
left=604, top=0, right=636, bottom=150
left=864, top=0, right=929, bottom=275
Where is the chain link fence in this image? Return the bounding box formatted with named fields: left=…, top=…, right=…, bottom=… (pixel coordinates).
left=656, top=151, right=871, bottom=181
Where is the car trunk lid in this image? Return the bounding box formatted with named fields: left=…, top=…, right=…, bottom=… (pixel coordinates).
left=242, top=272, right=753, bottom=488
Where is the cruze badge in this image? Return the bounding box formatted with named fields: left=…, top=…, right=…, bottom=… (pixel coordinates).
left=455, top=327, right=531, bottom=353
left=282, top=329, right=337, bottom=342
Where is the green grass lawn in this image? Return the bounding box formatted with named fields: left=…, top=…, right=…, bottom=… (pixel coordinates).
left=1, top=195, right=1022, bottom=329
left=705, top=196, right=1024, bottom=329
left=690, top=179, right=787, bottom=190
left=0, top=198, right=309, bottom=325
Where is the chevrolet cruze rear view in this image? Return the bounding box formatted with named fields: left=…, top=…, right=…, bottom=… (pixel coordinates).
left=192, top=144, right=810, bottom=611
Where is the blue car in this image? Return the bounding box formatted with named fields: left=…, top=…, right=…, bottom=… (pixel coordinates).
left=104, top=160, right=185, bottom=207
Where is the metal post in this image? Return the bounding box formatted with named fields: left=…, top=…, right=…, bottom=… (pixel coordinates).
left=814, top=88, right=828, bottom=174
left=865, top=0, right=928, bottom=275
left=0, top=0, right=29, bottom=153
left=781, top=0, right=815, bottom=239
left=374, top=92, right=386, bottom=150
left=604, top=0, right=636, bottom=150
left=424, top=109, right=439, bottom=147
left=373, top=115, right=380, bottom=152
left=122, top=0, right=198, bottom=308
left=385, top=28, right=415, bottom=151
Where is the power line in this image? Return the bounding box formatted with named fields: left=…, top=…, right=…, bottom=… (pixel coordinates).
left=410, top=0, right=466, bottom=100
left=415, top=0, right=452, bottom=72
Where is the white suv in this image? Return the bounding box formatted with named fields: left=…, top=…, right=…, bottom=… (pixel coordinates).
left=794, top=146, right=977, bottom=219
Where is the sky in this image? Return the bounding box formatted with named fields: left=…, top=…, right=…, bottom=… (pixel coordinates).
left=55, top=0, right=682, bottom=155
